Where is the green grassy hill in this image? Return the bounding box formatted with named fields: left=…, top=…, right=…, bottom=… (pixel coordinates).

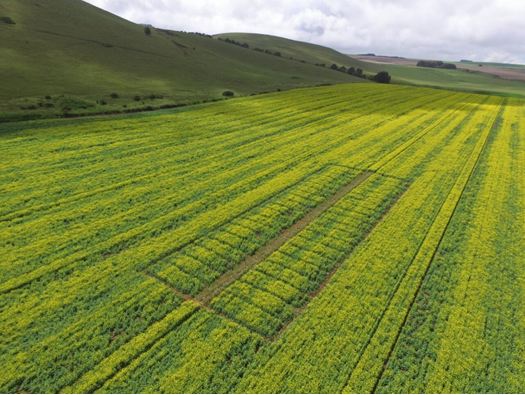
left=0, top=0, right=359, bottom=121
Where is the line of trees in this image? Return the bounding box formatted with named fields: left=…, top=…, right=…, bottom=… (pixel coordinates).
left=417, top=60, right=456, bottom=69
left=330, top=63, right=391, bottom=83
left=218, top=37, right=250, bottom=49
left=218, top=38, right=391, bottom=84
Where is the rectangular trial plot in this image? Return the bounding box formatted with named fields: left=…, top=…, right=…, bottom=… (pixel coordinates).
left=146, top=164, right=364, bottom=296
left=209, top=173, right=410, bottom=338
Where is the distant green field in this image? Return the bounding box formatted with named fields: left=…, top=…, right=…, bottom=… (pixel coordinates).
left=1, top=83, right=524, bottom=393
left=0, top=0, right=358, bottom=121
left=457, top=60, right=525, bottom=70
left=376, top=63, right=525, bottom=97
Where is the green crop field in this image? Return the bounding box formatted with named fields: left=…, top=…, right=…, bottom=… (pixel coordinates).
left=1, top=83, right=524, bottom=393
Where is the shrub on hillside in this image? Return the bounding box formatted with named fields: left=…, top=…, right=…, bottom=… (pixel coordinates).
left=0, top=16, right=15, bottom=25
left=372, top=71, right=391, bottom=83
left=110, top=93, right=119, bottom=99
left=144, top=26, right=151, bottom=36
left=222, top=90, right=235, bottom=97
left=348, top=67, right=365, bottom=78
left=20, top=104, right=38, bottom=110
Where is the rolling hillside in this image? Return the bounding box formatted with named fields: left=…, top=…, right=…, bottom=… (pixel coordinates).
left=218, top=33, right=525, bottom=97
left=0, top=0, right=359, bottom=121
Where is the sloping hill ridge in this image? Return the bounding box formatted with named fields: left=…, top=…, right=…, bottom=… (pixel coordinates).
left=0, top=0, right=359, bottom=120
left=215, top=32, right=371, bottom=70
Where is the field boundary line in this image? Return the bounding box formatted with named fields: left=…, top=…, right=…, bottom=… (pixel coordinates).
left=266, top=100, right=479, bottom=341
left=144, top=271, right=271, bottom=339
left=269, top=177, right=411, bottom=341
left=144, top=169, right=377, bottom=338
left=194, top=170, right=374, bottom=304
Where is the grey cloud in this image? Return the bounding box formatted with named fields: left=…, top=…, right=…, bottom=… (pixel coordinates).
left=85, top=0, right=525, bottom=63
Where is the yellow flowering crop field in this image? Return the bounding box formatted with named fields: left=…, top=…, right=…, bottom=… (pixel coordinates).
left=1, top=83, right=523, bottom=393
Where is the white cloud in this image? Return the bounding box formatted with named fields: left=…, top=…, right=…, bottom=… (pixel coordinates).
left=84, top=0, right=525, bottom=63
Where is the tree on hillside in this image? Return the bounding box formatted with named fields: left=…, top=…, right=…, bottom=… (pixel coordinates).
left=348, top=67, right=356, bottom=75
left=330, top=64, right=339, bottom=70
left=0, top=16, right=15, bottom=24
left=355, top=68, right=364, bottom=78
left=372, top=71, right=391, bottom=83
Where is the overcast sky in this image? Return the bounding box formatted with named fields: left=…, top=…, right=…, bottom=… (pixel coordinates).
left=85, top=0, right=525, bottom=64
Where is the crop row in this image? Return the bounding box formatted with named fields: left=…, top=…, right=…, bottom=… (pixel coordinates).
left=0, top=85, right=453, bottom=289
left=343, top=96, right=502, bottom=393
left=2, top=86, right=458, bottom=380
left=1, top=83, right=414, bottom=212
left=0, top=85, right=443, bottom=393
left=376, top=99, right=525, bottom=393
